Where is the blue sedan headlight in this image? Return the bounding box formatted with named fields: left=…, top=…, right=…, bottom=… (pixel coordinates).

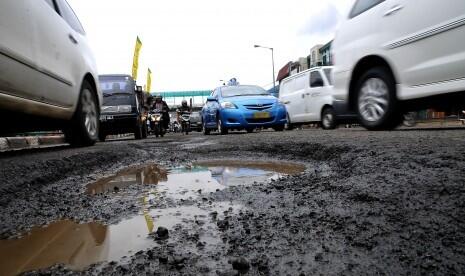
left=220, top=102, right=237, bottom=109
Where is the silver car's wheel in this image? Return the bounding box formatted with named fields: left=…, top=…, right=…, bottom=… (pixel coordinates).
left=65, top=80, right=99, bottom=146
left=358, top=78, right=389, bottom=123
left=81, top=88, right=98, bottom=138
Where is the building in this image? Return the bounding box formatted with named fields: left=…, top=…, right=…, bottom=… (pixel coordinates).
left=319, top=40, right=333, bottom=66
left=309, top=44, right=323, bottom=67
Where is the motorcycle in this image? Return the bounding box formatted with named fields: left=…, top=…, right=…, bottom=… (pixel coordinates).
left=179, top=111, right=191, bottom=135
left=148, top=109, right=165, bottom=137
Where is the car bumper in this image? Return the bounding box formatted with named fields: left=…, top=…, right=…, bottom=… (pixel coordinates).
left=100, top=113, right=138, bottom=134
left=217, top=106, right=287, bottom=129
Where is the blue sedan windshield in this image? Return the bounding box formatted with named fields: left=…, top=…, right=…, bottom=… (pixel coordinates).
left=220, top=86, right=270, bottom=98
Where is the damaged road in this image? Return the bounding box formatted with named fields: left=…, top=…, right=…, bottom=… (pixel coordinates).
left=0, top=128, right=464, bottom=275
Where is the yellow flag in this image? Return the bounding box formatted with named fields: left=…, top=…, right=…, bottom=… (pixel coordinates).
left=146, top=68, right=152, bottom=93
left=131, top=36, right=142, bottom=80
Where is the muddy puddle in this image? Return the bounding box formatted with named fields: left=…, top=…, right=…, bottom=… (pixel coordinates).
left=0, top=202, right=240, bottom=275
left=0, top=160, right=304, bottom=274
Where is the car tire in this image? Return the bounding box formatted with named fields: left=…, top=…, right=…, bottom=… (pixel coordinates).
left=217, top=118, right=228, bottom=135
left=355, top=67, right=401, bottom=130
left=203, top=121, right=210, bottom=135
left=142, top=121, right=148, bottom=138
left=273, top=125, right=285, bottom=132
left=134, top=118, right=143, bottom=140
left=285, top=113, right=294, bottom=130
left=321, top=107, right=337, bottom=130
left=64, top=80, right=99, bottom=147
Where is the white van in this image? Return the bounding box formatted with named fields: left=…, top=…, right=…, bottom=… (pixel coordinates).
left=279, top=67, right=337, bottom=129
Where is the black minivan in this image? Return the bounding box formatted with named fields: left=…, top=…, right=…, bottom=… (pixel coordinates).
left=98, top=74, right=148, bottom=141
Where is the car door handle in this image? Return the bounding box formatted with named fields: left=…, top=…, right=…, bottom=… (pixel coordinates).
left=305, top=93, right=310, bottom=95
left=384, top=5, right=403, bottom=16
left=68, top=34, right=78, bottom=44
left=283, top=101, right=291, bottom=104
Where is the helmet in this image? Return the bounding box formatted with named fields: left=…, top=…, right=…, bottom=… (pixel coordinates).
left=182, top=100, right=188, bottom=106
left=154, top=94, right=162, bottom=101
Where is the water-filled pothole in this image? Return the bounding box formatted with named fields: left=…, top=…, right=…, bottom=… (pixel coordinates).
left=87, top=160, right=305, bottom=198
left=0, top=160, right=304, bottom=274
left=0, top=202, right=240, bottom=275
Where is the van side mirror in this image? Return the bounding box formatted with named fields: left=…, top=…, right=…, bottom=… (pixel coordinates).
left=206, top=96, right=217, bottom=102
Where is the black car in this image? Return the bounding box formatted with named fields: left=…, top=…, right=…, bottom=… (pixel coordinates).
left=98, top=74, right=148, bottom=141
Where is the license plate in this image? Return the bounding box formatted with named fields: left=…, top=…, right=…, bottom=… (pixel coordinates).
left=253, top=112, right=270, bottom=119
left=100, top=115, right=114, bottom=121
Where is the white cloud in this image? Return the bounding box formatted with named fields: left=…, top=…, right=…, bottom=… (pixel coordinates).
left=68, top=0, right=355, bottom=91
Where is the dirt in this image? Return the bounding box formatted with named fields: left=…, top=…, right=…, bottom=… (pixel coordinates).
left=0, top=128, right=464, bottom=275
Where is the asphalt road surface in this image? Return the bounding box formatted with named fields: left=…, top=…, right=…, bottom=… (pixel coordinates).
left=0, top=127, right=464, bottom=275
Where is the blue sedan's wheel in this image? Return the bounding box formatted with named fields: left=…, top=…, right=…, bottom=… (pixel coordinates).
left=217, top=118, right=228, bottom=135
left=203, top=121, right=210, bottom=135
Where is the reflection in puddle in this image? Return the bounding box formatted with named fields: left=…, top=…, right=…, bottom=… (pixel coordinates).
left=0, top=203, right=240, bottom=275
left=1, top=160, right=305, bottom=274
left=86, top=160, right=305, bottom=199
left=86, top=164, right=168, bottom=195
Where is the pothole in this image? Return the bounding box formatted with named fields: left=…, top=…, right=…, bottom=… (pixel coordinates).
left=0, top=160, right=305, bottom=274
left=0, top=202, right=240, bottom=275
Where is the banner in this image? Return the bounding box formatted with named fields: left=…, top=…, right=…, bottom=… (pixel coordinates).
left=131, top=36, right=142, bottom=80
left=146, top=68, right=152, bottom=93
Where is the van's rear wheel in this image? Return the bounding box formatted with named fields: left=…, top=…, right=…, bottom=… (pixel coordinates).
left=65, top=80, right=99, bottom=147
left=321, top=107, right=336, bottom=130
left=356, top=67, right=400, bottom=130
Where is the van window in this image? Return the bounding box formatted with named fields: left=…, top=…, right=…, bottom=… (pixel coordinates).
left=56, top=0, right=85, bottom=34
left=349, top=0, right=385, bottom=19
left=310, top=71, right=324, bottom=87
left=280, top=79, right=294, bottom=96
left=295, top=74, right=307, bottom=90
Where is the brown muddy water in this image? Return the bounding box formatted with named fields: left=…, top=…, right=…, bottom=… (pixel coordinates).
left=0, top=160, right=305, bottom=275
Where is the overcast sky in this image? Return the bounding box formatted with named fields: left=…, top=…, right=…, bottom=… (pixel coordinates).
left=69, top=0, right=354, bottom=92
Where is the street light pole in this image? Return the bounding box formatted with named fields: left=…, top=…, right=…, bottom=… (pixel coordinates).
left=254, top=45, right=276, bottom=92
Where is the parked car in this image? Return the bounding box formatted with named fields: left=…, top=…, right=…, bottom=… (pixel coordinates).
left=98, top=75, right=148, bottom=141
left=190, top=111, right=203, bottom=132
left=0, top=0, right=101, bottom=146
left=280, top=66, right=344, bottom=130
left=332, top=0, right=465, bottom=130
left=201, top=85, right=287, bottom=135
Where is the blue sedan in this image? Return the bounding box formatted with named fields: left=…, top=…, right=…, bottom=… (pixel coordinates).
left=201, top=85, right=287, bottom=135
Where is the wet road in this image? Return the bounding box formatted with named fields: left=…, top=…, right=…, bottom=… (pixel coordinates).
left=0, top=127, right=465, bottom=275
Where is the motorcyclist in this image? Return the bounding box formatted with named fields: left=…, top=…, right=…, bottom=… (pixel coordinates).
left=176, top=100, right=191, bottom=123
left=151, top=94, right=170, bottom=130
